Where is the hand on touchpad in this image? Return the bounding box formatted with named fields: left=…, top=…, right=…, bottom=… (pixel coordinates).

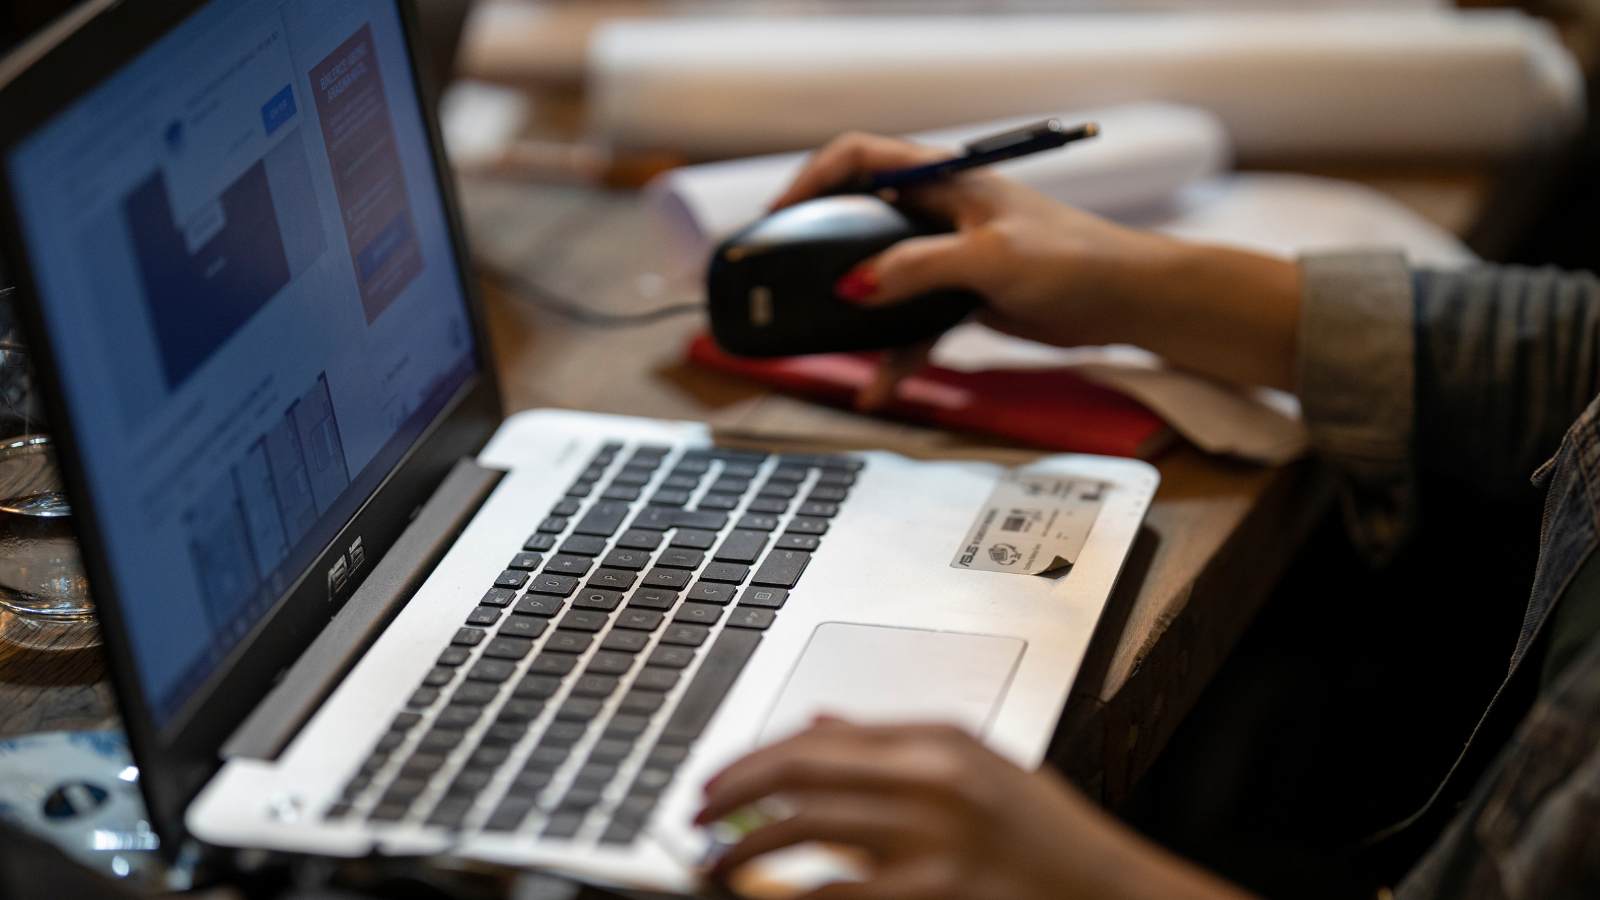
left=757, top=623, right=1025, bottom=745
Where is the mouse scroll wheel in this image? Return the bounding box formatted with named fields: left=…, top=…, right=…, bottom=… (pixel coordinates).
left=748, top=286, right=774, bottom=328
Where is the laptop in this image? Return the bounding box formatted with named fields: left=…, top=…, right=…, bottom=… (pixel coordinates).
left=0, top=0, right=1157, bottom=891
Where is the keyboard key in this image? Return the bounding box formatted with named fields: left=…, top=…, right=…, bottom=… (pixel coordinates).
left=675, top=510, right=729, bottom=531
left=422, top=666, right=455, bottom=687
left=777, top=533, right=820, bottom=551
left=586, top=651, right=636, bottom=675
left=579, top=464, right=608, bottom=483
left=466, top=607, right=501, bottom=626
left=647, top=744, right=689, bottom=769
left=601, top=548, right=651, bottom=571
left=558, top=697, right=605, bottom=720
left=673, top=457, right=712, bottom=474
left=498, top=615, right=548, bottom=639
left=560, top=535, right=607, bottom=556
left=451, top=628, right=486, bottom=646
left=480, top=587, right=516, bottom=607
left=543, top=812, right=586, bottom=838
left=797, top=501, right=839, bottom=518
left=701, top=562, right=749, bottom=584
left=601, top=630, right=651, bottom=653
left=484, top=636, right=534, bottom=660
left=544, top=554, right=593, bottom=576
left=709, top=476, right=750, bottom=494
left=616, top=608, right=665, bottom=631
left=559, top=609, right=609, bottom=632
left=768, top=466, right=807, bottom=483
left=616, top=528, right=664, bottom=550
left=602, top=484, right=642, bottom=501
left=529, top=653, right=578, bottom=676
left=401, top=753, right=448, bottom=777
left=408, top=687, right=440, bottom=708
left=590, top=738, right=636, bottom=763
left=368, top=803, right=410, bottom=822
left=604, top=714, right=651, bottom=739
left=747, top=498, right=789, bottom=514
left=662, top=474, right=700, bottom=490
left=588, top=568, right=638, bottom=591
left=537, top=516, right=568, bottom=533
left=630, top=768, right=674, bottom=795
left=384, top=777, right=429, bottom=801
left=614, top=793, right=659, bottom=824
left=494, top=570, right=529, bottom=590
left=736, top=514, right=780, bottom=532
left=508, top=552, right=544, bottom=571
left=485, top=797, right=536, bottom=832
left=756, top=482, right=797, bottom=499
left=714, top=530, right=768, bottom=564
left=513, top=595, right=563, bottom=617
left=437, top=646, right=472, bottom=666
left=817, top=470, right=857, bottom=486
left=642, top=567, right=691, bottom=589
left=468, top=659, right=517, bottom=682
left=482, top=721, right=530, bottom=746
left=419, top=729, right=466, bottom=752
left=649, top=489, right=691, bottom=507
left=526, top=745, right=572, bottom=769
left=573, top=588, right=623, bottom=611
left=807, top=486, right=849, bottom=503
left=601, top=819, right=642, bottom=845
left=525, top=533, right=559, bottom=554
left=453, top=681, right=500, bottom=705
left=658, top=628, right=762, bottom=745
left=467, top=746, right=510, bottom=768
left=741, top=587, right=788, bottom=609
left=698, top=493, right=740, bottom=510
left=514, top=674, right=562, bottom=699
left=436, top=705, right=482, bottom=729
left=574, top=501, right=631, bottom=536
left=551, top=497, right=583, bottom=516
left=660, top=623, right=711, bottom=647
left=572, top=674, right=621, bottom=698
left=565, top=481, right=592, bottom=498
left=612, top=468, right=653, bottom=486
left=728, top=607, right=776, bottom=630
left=544, top=630, right=593, bottom=653
left=575, top=762, right=619, bottom=786
left=656, top=547, right=703, bottom=569
left=507, top=769, right=552, bottom=796
left=785, top=517, right=829, bottom=535
left=752, top=550, right=810, bottom=588
left=674, top=602, right=723, bottom=626
left=392, top=711, right=422, bottom=731
left=686, top=582, right=737, bottom=605
left=448, top=769, right=493, bottom=796
left=628, top=587, right=679, bottom=610
left=647, top=645, right=695, bottom=668
left=498, top=698, right=545, bottom=722
left=633, top=667, right=682, bottom=692
left=528, top=573, right=579, bottom=596
left=540, top=721, right=588, bottom=747
left=670, top=528, right=717, bottom=550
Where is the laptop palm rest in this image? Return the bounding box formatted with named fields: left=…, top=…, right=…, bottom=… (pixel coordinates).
left=757, top=623, right=1026, bottom=745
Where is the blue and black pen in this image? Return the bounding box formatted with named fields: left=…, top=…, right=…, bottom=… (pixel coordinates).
left=831, top=118, right=1098, bottom=195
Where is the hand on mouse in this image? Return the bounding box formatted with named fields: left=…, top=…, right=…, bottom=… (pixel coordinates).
left=696, top=719, right=1255, bottom=900
left=775, top=133, right=1303, bottom=409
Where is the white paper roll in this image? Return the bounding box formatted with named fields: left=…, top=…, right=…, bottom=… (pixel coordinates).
left=589, top=10, right=1583, bottom=160
left=646, top=102, right=1231, bottom=268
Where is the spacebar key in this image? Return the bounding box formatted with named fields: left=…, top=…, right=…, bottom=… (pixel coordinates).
left=657, top=629, right=762, bottom=746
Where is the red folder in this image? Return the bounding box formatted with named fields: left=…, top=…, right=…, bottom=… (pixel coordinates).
left=687, top=334, right=1173, bottom=459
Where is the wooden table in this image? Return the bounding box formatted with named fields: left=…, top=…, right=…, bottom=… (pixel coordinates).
left=0, top=175, right=1335, bottom=818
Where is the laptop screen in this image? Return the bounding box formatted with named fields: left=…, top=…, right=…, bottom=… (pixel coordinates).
left=5, top=0, right=476, bottom=728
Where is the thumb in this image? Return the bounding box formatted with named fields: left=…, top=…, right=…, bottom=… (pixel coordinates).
left=833, top=232, right=976, bottom=308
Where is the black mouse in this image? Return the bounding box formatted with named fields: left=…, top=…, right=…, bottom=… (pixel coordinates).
left=705, top=194, right=980, bottom=357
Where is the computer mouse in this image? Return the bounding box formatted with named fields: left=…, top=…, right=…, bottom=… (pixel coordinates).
left=706, top=194, right=980, bottom=357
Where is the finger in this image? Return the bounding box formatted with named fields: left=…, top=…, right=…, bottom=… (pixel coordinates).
left=834, top=232, right=978, bottom=308
left=855, top=340, right=933, bottom=413
left=772, top=133, right=949, bottom=210
left=712, top=792, right=930, bottom=876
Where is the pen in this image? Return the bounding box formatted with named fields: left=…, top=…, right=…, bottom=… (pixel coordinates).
left=832, top=118, right=1098, bottom=195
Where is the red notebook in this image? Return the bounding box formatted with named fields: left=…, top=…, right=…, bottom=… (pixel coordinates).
left=687, top=334, right=1173, bottom=459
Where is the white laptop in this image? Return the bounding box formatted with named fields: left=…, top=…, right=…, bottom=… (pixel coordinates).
left=0, top=0, right=1157, bottom=892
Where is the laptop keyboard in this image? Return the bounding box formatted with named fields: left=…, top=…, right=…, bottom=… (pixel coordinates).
left=322, top=442, right=862, bottom=846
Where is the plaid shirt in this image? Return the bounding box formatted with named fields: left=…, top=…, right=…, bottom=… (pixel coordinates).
left=1299, top=252, right=1600, bottom=899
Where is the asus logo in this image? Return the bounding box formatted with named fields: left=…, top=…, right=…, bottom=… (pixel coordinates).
left=326, top=536, right=366, bottom=599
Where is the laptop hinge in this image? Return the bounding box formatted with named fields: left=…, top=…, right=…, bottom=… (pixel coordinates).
left=220, top=458, right=506, bottom=761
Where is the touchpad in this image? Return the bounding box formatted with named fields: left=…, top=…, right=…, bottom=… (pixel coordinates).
left=758, top=623, right=1026, bottom=745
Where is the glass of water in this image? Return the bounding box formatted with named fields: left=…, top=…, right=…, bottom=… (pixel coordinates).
left=0, top=434, right=89, bottom=621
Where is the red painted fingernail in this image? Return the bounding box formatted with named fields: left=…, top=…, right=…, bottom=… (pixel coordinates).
left=833, top=266, right=879, bottom=303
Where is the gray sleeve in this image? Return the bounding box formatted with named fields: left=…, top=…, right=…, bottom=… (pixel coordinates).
left=1296, top=249, right=1415, bottom=564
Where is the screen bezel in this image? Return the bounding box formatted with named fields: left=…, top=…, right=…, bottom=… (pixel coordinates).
left=0, top=0, right=503, bottom=843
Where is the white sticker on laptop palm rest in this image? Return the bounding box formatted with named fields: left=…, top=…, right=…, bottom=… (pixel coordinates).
left=950, top=472, right=1107, bottom=575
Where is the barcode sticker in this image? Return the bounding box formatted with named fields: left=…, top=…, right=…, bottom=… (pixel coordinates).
left=950, top=472, right=1107, bottom=575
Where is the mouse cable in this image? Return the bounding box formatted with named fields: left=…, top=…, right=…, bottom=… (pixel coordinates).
left=475, top=257, right=706, bottom=328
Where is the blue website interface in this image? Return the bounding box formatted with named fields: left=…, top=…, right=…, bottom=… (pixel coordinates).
left=6, top=0, right=477, bottom=727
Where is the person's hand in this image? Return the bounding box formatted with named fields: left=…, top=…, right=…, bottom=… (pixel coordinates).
left=774, top=133, right=1303, bottom=406
left=696, top=719, right=1254, bottom=900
